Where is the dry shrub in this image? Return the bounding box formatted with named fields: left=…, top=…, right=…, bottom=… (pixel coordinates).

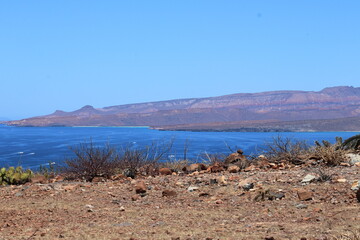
left=118, top=138, right=174, bottom=176
left=161, top=159, right=189, bottom=172
left=262, top=136, right=309, bottom=165
left=63, top=141, right=119, bottom=181
left=63, top=138, right=174, bottom=180
left=311, top=144, right=348, bottom=166
left=199, top=152, right=227, bottom=165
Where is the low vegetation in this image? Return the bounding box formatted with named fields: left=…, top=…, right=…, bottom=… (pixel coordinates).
left=0, top=166, right=33, bottom=185
left=2, top=134, right=360, bottom=184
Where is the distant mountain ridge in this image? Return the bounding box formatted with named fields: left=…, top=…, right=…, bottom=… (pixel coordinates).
left=4, top=86, right=360, bottom=131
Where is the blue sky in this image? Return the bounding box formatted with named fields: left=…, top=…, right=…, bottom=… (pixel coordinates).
left=1, top=1, right=359, bottom=119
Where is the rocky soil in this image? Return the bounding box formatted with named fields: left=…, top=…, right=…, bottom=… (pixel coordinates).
left=1, top=165, right=360, bottom=240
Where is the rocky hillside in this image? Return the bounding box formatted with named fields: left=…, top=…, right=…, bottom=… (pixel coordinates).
left=5, top=86, right=360, bottom=130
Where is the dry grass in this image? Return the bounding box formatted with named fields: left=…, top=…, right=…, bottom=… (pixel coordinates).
left=262, top=136, right=309, bottom=165
left=311, top=144, right=349, bottom=166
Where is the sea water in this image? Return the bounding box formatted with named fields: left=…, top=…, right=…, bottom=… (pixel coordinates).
left=0, top=125, right=358, bottom=169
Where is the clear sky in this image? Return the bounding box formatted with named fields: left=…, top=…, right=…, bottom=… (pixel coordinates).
left=1, top=1, right=359, bottom=120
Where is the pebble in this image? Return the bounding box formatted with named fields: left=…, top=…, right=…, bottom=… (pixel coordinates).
left=301, top=174, right=316, bottom=184
left=296, top=203, right=308, bottom=209
left=187, top=186, right=199, bottom=192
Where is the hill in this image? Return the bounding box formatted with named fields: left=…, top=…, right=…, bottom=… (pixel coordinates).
left=5, top=86, right=360, bottom=131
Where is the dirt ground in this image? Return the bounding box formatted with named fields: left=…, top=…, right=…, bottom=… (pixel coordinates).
left=1, top=166, right=359, bottom=240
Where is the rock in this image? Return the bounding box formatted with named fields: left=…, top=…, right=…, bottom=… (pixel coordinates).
left=63, top=185, right=78, bottom=191
left=208, top=164, right=225, bottom=173
left=355, top=162, right=360, bottom=167
left=183, top=163, right=207, bottom=173
left=159, top=168, right=173, bottom=175
left=131, top=194, right=140, bottom=201
left=228, top=165, right=240, bottom=173
left=297, top=190, right=313, bottom=201
left=119, top=206, right=125, bottom=211
left=225, top=149, right=247, bottom=165
left=209, top=179, right=218, bottom=185
left=346, top=153, right=360, bottom=165
left=85, top=204, right=94, bottom=212
left=242, top=183, right=254, bottom=191
left=351, top=181, right=360, bottom=191
left=301, top=174, right=316, bottom=184
left=123, top=168, right=136, bottom=179
left=356, top=189, right=360, bottom=202
left=217, top=176, right=227, bottom=185
left=113, top=222, right=133, bottom=227
left=162, top=190, right=177, bottom=197
left=30, top=175, right=47, bottom=184
left=244, top=165, right=256, bottom=172
left=199, top=192, right=210, bottom=197
left=238, top=178, right=254, bottom=191
left=254, top=189, right=285, bottom=201
left=296, top=203, right=308, bottom=209
left=15, top=192, right=23, bottom=197
left=50, top=175, right=64, bottom=183
left=187, top=186, right=199, bottom=192
left=135, top=181, right=147, bottom=194
left=265, top=237, right=275, bottom=240
left=92, top=177, right=105, bottom=183
left=336, top=178, right=347, bottom=183
left=110, top=174, right=125, bottom=180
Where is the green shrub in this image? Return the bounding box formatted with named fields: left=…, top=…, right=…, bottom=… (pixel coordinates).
left=0, top=166, right=33, bottom=185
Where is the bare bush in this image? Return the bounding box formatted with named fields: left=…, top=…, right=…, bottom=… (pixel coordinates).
left=311, top=167, right=334, bottom=182
left=63, top=141, right=119, bottom=181
left=118, top=138, right=174, bottom=176
left=199, top=152, right=227, bottom=165
left=161, top=159, right=189, bottom=172
left=311, top=143, right=348, bottom=166
left=262, top=136, right=309, bottom=165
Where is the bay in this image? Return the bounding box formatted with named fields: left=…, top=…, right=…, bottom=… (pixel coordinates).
left=0, top=125, right=358, bottom=169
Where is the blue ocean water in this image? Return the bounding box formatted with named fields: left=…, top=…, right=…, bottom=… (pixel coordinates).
left=0, top=125, right=358, bottom=169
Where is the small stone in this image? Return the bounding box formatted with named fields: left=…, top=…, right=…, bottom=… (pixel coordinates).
left=265, top=237, right=275, bottom=240
left=63, top=185, right=77, bottom=191
left=209, top=179, right=218, bottom=185
left=15, top=192, right=23, bottom=197
left=135, top=181, right=147, bottom=194
left=119, top=206, right=125, bottom=211
left=131, top=194, right=140, bottom=201
left=208, top=165, right=225, bottom=173
left=346, top=153, right=360, bottom=165
left=162, top=190, right=177, bottom=197
left=244, top=165, right=256, bottom=172
left=187, top=186, right=199, bottom=192
left=296, top=203, right=308, bottom=209
left=238, top=178, right=254, bottom=191
left=218, top=176, right=227, bottom=185
left=228, top=165, right=240, bottom=173
left=159, top=168, right=173, bottom=175
left=183, top=163, right=207, bottom=173
left=297, top=190, right=313, bottom=201
left=199, top=192, right=210, bottom=197
left=301, top=174, right=316, bottom=184
left=92, top=177, right=105, bottom=183
left=336, top=178, right=347, bottom=183
left=351, top=180, right=360, bottom=191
